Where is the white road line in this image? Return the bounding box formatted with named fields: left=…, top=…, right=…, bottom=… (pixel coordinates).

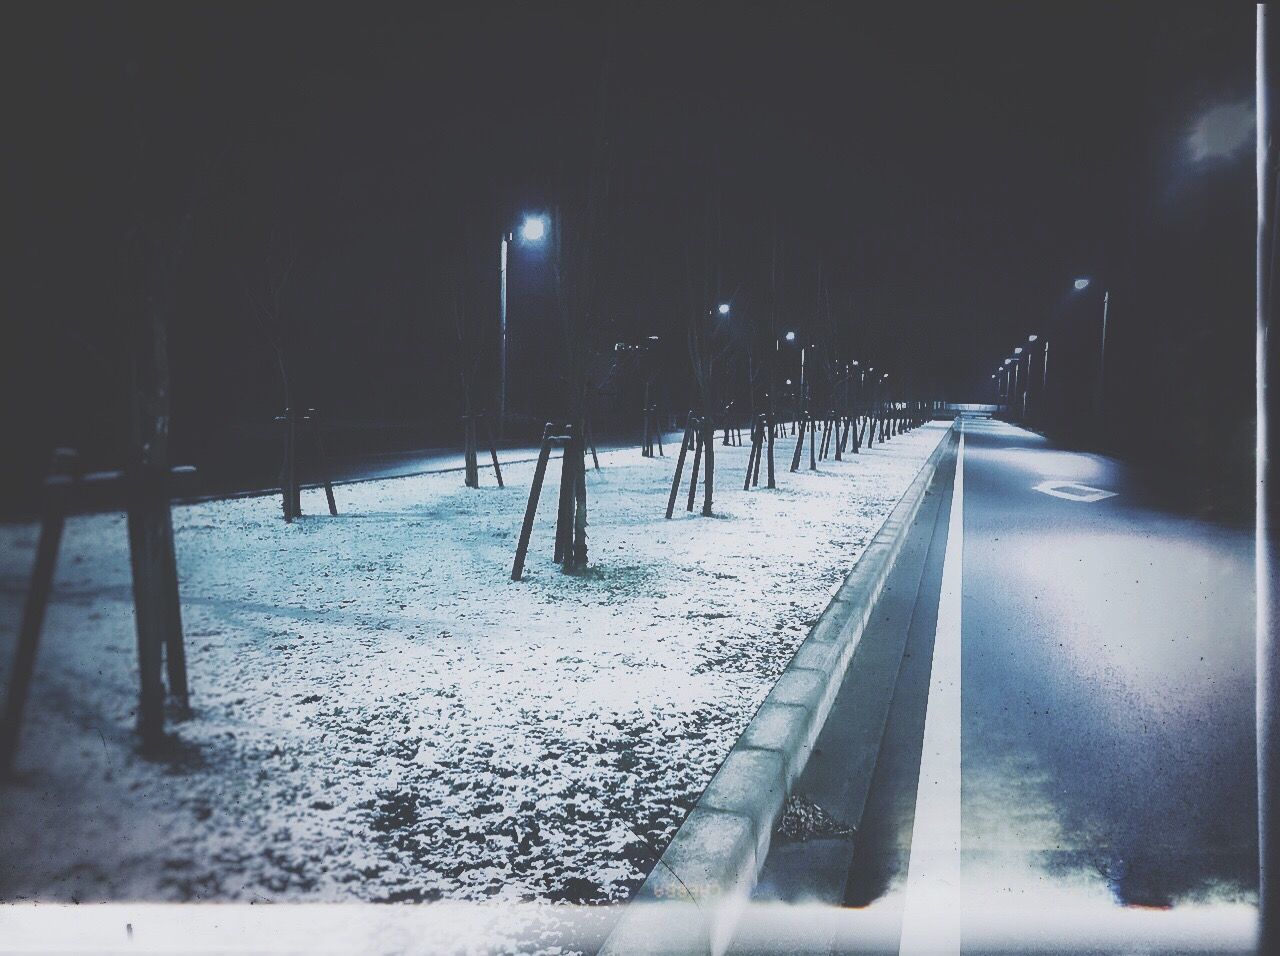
left=899, top=429, right=964, bottom=956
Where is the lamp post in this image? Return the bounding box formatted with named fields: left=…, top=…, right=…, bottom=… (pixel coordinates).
left=777, top=332, right=798, bottom=412
left=1073, top=277, right=1110, bottom=420
left=800, top=345, right=806, bottom=404
left=1012, top=346, right=1030, bottom=420
left=499, top=215, right=547, bottom=436
left=1026, top=333, right=1048, bottom=426
left=1011, top=348, right=1024, bottom=420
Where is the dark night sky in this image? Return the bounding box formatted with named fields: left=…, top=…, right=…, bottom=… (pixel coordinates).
left=0, top=2, right=1256, bottom=497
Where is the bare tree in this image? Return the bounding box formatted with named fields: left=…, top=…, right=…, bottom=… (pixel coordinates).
left=682, top=189, right=733, bottom=516
left=242, top=223, right=297, bottom=412
left=447, top=252, right=486, bottom=488
left=545, top=36, right=615, bottom=572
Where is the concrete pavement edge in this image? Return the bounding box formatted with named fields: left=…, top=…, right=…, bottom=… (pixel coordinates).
left=597, top=421, right=960, bottom=956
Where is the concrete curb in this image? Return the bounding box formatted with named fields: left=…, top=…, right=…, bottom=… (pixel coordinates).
left=599, top=422, right=959, bottom=955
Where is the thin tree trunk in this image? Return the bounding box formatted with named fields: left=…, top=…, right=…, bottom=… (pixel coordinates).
left=572, top=426, right=588, bottom=569
left=702, top=419, right=715, bottom=516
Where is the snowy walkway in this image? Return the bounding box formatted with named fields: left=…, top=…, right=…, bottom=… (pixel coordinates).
left=0, top=423, right=948, bottom=920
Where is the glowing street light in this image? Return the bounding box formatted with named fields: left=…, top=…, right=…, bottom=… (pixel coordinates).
left=520, top=216, right=547, bottom=242
left=1074, top=277, right=1091, bottom=291
left=1028, top=334, right=1038, bottom=342
left=717, top=303, right=731, bottom=316
left=785, top=331, right=796, bottom=342
left=1014, top=346, right=1023, bottom=355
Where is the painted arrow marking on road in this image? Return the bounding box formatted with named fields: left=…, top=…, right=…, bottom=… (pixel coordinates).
left=1032, top=479, right=1116, bottom=503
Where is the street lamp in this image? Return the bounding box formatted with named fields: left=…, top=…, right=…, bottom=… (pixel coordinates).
left=1013, top=346, right=1028, bottom=416
left=1008, top=354, right=1022, bottom=419
left=1072, top=277, right=1110, bottom=419
left=499, top=215, right=548, bottom=436
left=520, top=216, right=546, bottom=242
left=1026, top=334, right=1047, bottom=424
left=717, top=302, right=731, bottom=316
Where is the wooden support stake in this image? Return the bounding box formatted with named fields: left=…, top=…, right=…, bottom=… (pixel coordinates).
left=665, top=415, right=694, bottom=519
left=686, top=425, right=704, bottom=513
left=511, top=426, right=553, bottom=580
left=585, top=418, right=600, bottom=471
left=753, top=417, right=765, bottom=487
left=1, top=456, right=74, bottom=777
left=312, top=418, right=339, bottom=516
left=766, top=414, right=776, bottom=488
left=744, top=419, right=761, bottom=491
left=280, top=408, right=297, bottom=521
left=570, top=430, right=588, bottom=570
left=485, top=417, right=504, bottom=488
left=160, top=501, right=189, bottom=715
left=553, top=426, right=575, bottom=563
left=127, top=469, right=171, bottom=751
left=790, top=417, right=807, bottom=472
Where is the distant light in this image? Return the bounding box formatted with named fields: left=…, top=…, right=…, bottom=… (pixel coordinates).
left=785, top=331, right=796, bottom=342
left=1004, top=358, right=1012, bottom=365
left=851, top=360, right=859, bottom=366
left=717, top=303, right=730, bottom=316
left=1014, top=347, right=1024, bottom=355
left=521, top=216, right=547, bottom=242
left=785, top=378, right=792, bottom=385
left=1188, top=100, right=1254, bottom=162
left=648, top=335, right=660, bottom=341
left=1073, top=278, right=1091, bottom=291
left=882, top=372, right=889, bottom=378
left=1028, top=334, right=1039, bottom=342
left=991, top=374, right=996, bottom=379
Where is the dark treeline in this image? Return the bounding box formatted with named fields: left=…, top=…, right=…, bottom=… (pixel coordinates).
left=0, top=2, right=1254, bottom=512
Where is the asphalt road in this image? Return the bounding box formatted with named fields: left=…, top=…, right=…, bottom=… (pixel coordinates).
left=733, top=417, right=1257, bottom=955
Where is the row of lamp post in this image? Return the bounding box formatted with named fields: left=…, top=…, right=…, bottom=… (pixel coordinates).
left=993, top=336, right=1045, bottom=423
left=991, top=276, right=1110, bottom=428
left=500, top=214, right=895, bottom=435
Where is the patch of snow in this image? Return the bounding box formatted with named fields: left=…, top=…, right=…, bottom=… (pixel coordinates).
left=0, top=423, right=948, bottom=942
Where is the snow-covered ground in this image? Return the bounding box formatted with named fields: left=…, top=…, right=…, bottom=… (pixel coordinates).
left=0, top=423, right=947, bottom=943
